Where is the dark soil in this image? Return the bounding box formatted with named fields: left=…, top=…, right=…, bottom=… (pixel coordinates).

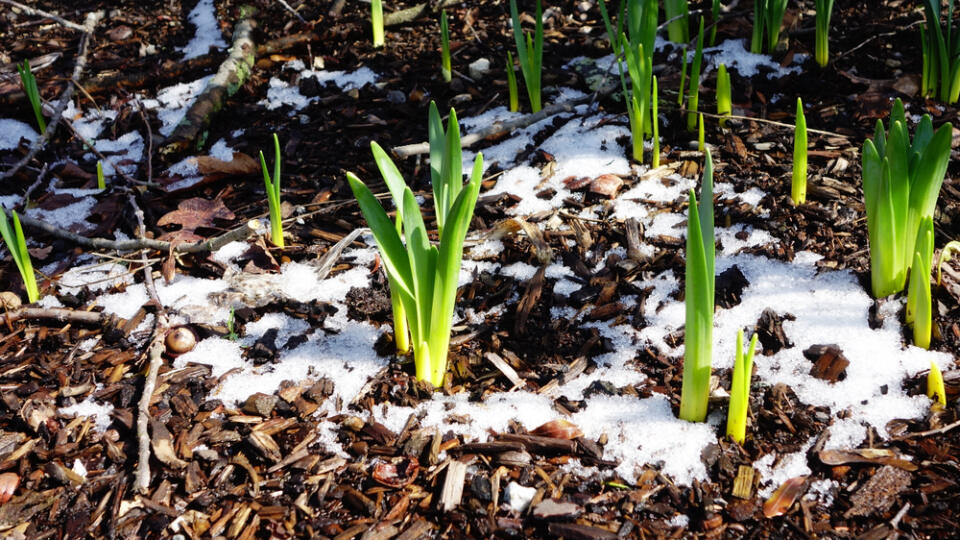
left=0, top=0, right=959, bottom=539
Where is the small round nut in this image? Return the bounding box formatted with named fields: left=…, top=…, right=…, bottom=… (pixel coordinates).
left=165, top=326, right=197, bottom=355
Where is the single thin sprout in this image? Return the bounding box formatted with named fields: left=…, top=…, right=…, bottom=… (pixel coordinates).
left=709, top=0, right=720, bottom=46
left=716, top=63, right=731, bottom=126
left=936, top=240, right=960, bottom=285
left=17, top=60, right=46, bottom=133
left=440, top=10, right=452, bottom=82
left=814, top=0, right=835, bottom=67
left=0, top=209, right=39, bottom=304
left=792, top=97, right=808, bottom=205
left=510, top=0, right=544, bottom=113
left=697, top=113, right=705, bottom=153
left=664, top=0, right=690, bottom=43
left=371, top=0, right=384, bottom=48
left=686, top=17, right=705, bottom=132
left=726, top=329, right=759, bottom=444
left=678, top=46, right=688, bottom=106
left=227, top=307, right=238, bottom=341
left=679, top=148, right=715, bottom=423
left=96, top=161, right=105, bottom=190
left=506, top=51, right=519, bottom=112
left=927, top=361, right=947, bottom=407
left=906, top=217, right=934, bottom=349
left=652, top=75, right=660, bottom=168
left=259, top=134, right=284, bottom=248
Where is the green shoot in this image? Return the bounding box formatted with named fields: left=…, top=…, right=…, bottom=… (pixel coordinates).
left=506, top=51, right=519, bottom=112
left=792, top=98, right=807, bottom=205
left=440, top=10, right=452, bottom=82
left=697, top=113, right=705, bottom=153
left=259, top=134, right=284, bottom=248
left=0, top=208, right=39, bottom=304
left=751, top=0, right=788, bottom=54
left=686, top=17, right=705, bottom=132
left=921, top=0, right=960, bottom=102
left=726, top=329, right=759, bottom=444
left=936, top=240, right=960, bottom=285
left=906, top=217, right=934, bottom=349
left=928, top=361, right=947, bottom=407
left=678, top=46, right=688, bottom=106
left=861, top=98, right=952, bottom=297
left=709, top=0, right=721, bottom=46
left=227, top=307, right=239, bottom=341
left=347, top=104, right=483, bottom=387
left=814, top=0, right=835, bottom=67
left=680, top=148, right=715, bottom=423
left=716, top=63, right=731, bottom=126
left=664, top=0, right=689, bottom=43
left=509, top=0, right=544, bottom=113
left=96, top=161, right=105, bottom=190
left=652, top=75, right=660, bottom=168
left=17, top=60, right=46, bottom=133
left=372, top=0, right=384, bottom=48
left=921, top=25, right=932, bottom=97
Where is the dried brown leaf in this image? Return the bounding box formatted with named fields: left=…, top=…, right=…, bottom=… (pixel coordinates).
left=157, top=198, right=235, bottom=231
left=762, top=476, right=807, bottom=518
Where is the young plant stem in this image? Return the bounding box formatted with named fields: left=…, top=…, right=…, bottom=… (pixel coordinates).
left=506, top=51, right=519, bottom=112
left=709, top=0, right=720, bottom=46
left=906, top=217, right=934, bottom=349
left=697, top=113, right=705, bottom=153
left=792, top=98, right=807, bottom=205
left=928, top=361, right=947, bottom=406
left=258, top=134, right=284, bottom=248
left=664, top=0, right=689, bottom=43
left=679, top=148, right=715, bottom=423
left=716, top=63, right=731, bottom=126
left=814, top=0, right=835, bottom=67
left=751, top=0, right=764, bottom=53
left=440, top=10, right=452, bottom=82
left=510, top=0, right=544, bottom=113
left=726, top=329, right=759, bottom=444
left=678, top=46, right=688, bottom=106
left=0, top=209, right=39, bottom=303
left=372, top=0, right=385, bottom=48
left=17, top=60, right=46, bottom=133
left=686, top=17, right=705, bottom=132
left=652, top=75, right=660, bottom=168
left=96, top=160, right=105, bottom=190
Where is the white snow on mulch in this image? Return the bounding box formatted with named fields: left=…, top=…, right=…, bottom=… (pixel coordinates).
left=0, top=118, right=38, bottom=150
left=179, top=0, right=227, bottom=60
left=261, top=65, right=379, bottom=112
left=60, top=397, right=115, bottom=432
left=140, top=76, right=213, bottom=135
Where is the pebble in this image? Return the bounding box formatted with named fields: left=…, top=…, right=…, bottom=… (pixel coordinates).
left=468, top=58, right=491, bottom=80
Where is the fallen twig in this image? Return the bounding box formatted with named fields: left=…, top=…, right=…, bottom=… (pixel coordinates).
left=383, top=0, right=461, bottom=27
left=393, top=96, right=589, bottom=158
left=17, top=213, right=260, bottom=254
left=895, top=419, right=960, bottom=440
left=0, top=307, right=111, bottom=326
left=0, top=0, right=89, bottom=32
left=0, top=10, right=103, bottom=181
left=160, top=9, right=258, bottom=155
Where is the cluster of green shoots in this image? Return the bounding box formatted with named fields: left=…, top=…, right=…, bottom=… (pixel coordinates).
left=259, top=134, right=284, bottom=248
left=440, top=10, right=452, bottom=82
left=920, top=0, right=960, bottom=102
left=347, top=102, right=482, bottom=387
left=792, top=98, right=807, bottom=205
left=679, top=149, right=715, bottom=423
left=371, top=0, right=384, bottom=48
left=814, top=0, right=835, bottom=67
left=17, top=60, right=45, bottom=133
left=509, top=0, right=544, bottom=113
left=0, top=208, right=39, bottom=304
left=750, top=0, right=787, bottom=54
left=861, top=99, right=952, bottom=298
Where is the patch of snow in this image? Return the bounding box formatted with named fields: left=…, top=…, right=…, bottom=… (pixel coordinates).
left=58, top=262, right=134, bottom=295
left=0, top=119, right=37, bottom=150
left=179, top=0, right=227, bottom=60
left=141, top=76, right=213, bottom=136
left=60, top=397, right=114, bottom=432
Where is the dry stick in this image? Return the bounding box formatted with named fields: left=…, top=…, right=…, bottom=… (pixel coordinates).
left=393, top=97, right=589, bottom=158
left=275, top=0, right=307, bottom=24
left=16, top=213, right=260, bottom=253
left=680, top=108, right=845, bottom=138
left=0, top=307, right=109, bottom=326
left=0, top=10, right=103, bottom=181
left=0, top=0, right=90, bottom=32
left=383, top=0, right=461, bottom=27
left=160, top=12, right=258, bottom=155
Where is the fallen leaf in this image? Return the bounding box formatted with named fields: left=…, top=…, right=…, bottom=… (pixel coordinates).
left=372, top=457, right=420, bottom=488
left=818, top=448, right=918, bottom=471
left=0, top=473, right=19, bottom=504
left=763, top=476, right=807, bottom=518
left=195, top=153, right=259, bottom=176
left=158, top=198, right=235, bottom=231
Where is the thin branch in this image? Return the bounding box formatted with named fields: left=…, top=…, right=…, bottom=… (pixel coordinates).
left=383, top=0, right=461, bottom=27
left=0, top=307, right=110, bottom=326
left=0, top=10, right=103, bottom=181
left=16, top=212, right=261, bottom=253
left=275, top=0, right=307, bottom=24
left=0, top=0, right=89, bottom=32
left=393, top=96, right=589, bottom=158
